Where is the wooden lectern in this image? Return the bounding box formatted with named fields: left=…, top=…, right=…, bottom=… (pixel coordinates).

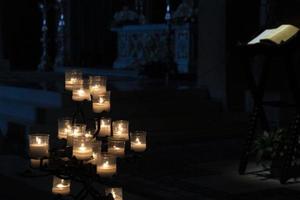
left=238, top=32, right=300, bottom=184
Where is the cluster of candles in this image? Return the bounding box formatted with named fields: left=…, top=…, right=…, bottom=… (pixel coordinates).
left=27, top=69, right=147, bottom=198
left=52, top=176, right=123, bottom=199
left=65, top=69, right=111, bottom=112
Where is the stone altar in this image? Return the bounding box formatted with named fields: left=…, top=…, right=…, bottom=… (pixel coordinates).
left=112, top=23, right=193, bottom=74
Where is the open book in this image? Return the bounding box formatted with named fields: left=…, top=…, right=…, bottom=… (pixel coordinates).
left=248, top=24, right=299, bottom=45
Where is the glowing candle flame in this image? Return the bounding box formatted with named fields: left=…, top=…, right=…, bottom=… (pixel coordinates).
left=113, top=145, right=121, bottom=150
left=99, top=97, right=105, bottom=104
left=92, top=153, right=97, bottom=159
left=78, top=143, right=87, bottom=152
left=56, top=179, right=69, bottom=189
left=102, top=161, right=109, bottom=168
left=111, top=190, right=116, bottom=198
left=36, top=137, right=42, bottom=144
left=73, top=128, right=81, bottom=137
left=91, top=85, right=99, bottom=91
left=70, top=78, right=77, bottom=84
left=135, top=137, right=141, bottom=144
left=77, top=89, right=85, bottom=96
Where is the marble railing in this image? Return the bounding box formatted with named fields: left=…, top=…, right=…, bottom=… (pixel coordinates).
left=112, top=23, right=193, bottom=74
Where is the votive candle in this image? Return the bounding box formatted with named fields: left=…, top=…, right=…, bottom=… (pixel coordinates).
left=97, top=154, right=117, bottom=177
left=130, top=131, right=147, bottom=152
left=29, top=134, right=49, bottom=158
left=52, top=177, right=71, bottom=195
left=112, top=120, right=129, bottom=140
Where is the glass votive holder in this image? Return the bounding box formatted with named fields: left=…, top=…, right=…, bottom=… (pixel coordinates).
left=72, top=137, right=93, bottom=160
left=52, top=176, right=71, bottom=195
left=130, top=131, right=147, bottom=152
left=112, top=120, right=129, bottom=140
left=97, top=153, right=117, bottom=177
left=105, top=188, right=123, bottom=200
left=29, top=134, right=49, bottom=159
left=89, top=140, right=102, bottom=165
left=65, top=69, right=83, bottom=91
left=72, top=80, right=91, bottom=102
left=67, top=123, right=86, bottom=146
left=108, top=138, right=126, bottom=157
left=58, top=118, right=72, bottom=140
left=92, top=91, right=111, bottom=113
left=99, top=118, right=111, bottom=137
left=89, top=76, right=107, bottom=96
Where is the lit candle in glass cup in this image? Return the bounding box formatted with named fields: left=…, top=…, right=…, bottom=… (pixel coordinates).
left=72, top=137, right=93, bottom=160
left=89, top=76, right=107, bottom=96
left=112, top=120, right=129, bottom=140
left=108, top=138, right=125, bottom=157
left=65, top=69, right=83, bottom=91
left=92, top=92, right=111, bottom=113
left=97, top=153, right=117, bottom=177
left=72, top=81, right=91, bottom=102
left=88, top=140, right=102, bottom=165
left=130, top=131, right=147, bottom=152
left=29, top=134, right=49, bottom=158
left=99, top=118, right=111, bottom=137
left=52, top=176, right=71, bottom=195
left=67, top=124, right=86, bottom=146
left=105, top=188, right=123, bottom=200
left=58, top=118, right=72, bottom=140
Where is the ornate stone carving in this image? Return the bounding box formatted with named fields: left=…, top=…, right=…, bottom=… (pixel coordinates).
left=112, top=24, right=191, bottom=73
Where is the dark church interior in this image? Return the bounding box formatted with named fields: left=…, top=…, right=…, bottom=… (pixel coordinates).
left=2, top=0, right=300, bottom=199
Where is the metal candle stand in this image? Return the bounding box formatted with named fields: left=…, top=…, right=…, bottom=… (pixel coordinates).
left=72, top=101, right=86, bottom=125
left=23, top=128, right=144, bottom=200
left=23, top=74, right=146, bottom=199
left=24, top=152, right=116, bottom=199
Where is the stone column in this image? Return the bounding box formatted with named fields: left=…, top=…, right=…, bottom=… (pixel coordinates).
left=197, top=0, right=227, bottom=107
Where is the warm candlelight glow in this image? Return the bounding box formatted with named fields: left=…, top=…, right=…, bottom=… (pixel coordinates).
left=58, top=118, right=72, bottom=139
left=73, top=137, right=93, bottom=160
left=112, top=121, right=129, bottom=140
left=108, top=139, right=125, bottom=157
left=97, top=154, right=117, bottom=177
left=89, top=76, right=107, bottom=96
left=99, top=118, right=111, bottom=137
left=29, top=134, right=49, bottom=158
left=87, top=140, right=102, bottom=165
left=36, top=137, right=42, bottom=144
left=92, top=92, right=111, bottom=113
left=56, top=180, right=68, bottom=189
left=79, top=143, right=87, bottom=151
left=52, top=177, right=71, bottom=195
left=70, top=77, right=77, bottom=84
left=102, top=161, right=109, bottom=168
left=67, top=124, right=86, bottom=146
left=72, top=88, right=90, bottom=101
left=105, top=188, right=123, bottom=200
left=65, top=69, right=82, bottom=91
left=136, top=138, right=141, bottom=144
left=130, top=131, right=147, bottom=152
